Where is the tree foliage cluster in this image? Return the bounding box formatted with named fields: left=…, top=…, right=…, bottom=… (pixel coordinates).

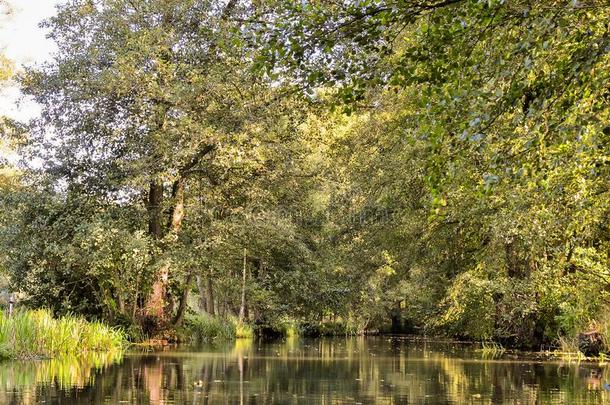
left=0, top=0, right=608, bottom=347
left=265, top=0, right=610, bottom=347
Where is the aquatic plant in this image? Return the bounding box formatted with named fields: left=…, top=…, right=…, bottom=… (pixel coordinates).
left=184, top=315, right=250, bottom=342
left=235, top=321, right=254, bottom=339
left=295, top=320, right=360, bottom=337
left=0, top=309, right=126, bottom=359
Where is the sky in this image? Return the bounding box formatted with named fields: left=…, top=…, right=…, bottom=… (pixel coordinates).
left=0, top=0, right=61, bottom=122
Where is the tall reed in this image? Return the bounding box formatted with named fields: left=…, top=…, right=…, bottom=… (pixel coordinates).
left=184, top=315, right=254, bottom=342
left=0, top=309, right=126, bottom=359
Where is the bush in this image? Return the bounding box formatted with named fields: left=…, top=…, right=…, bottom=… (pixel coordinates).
left=432, top=271, right=495, bottom=341
left=431, top=268, right=569, bottom=349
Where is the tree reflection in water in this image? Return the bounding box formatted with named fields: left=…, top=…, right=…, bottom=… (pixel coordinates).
left=0, top=337, right=608, bottom=404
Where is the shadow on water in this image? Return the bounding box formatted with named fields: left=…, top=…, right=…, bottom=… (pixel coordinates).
left=0, top=337, right=609, bottom=404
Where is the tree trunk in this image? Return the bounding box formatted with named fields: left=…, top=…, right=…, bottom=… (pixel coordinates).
left=145, top=180, right=166, bottom=322
left=251, top=259, right=263, bottom=322
left=168, top=178, right=186, bottom=233
left=145, top=178, right=187, bottom=324
left=196, top=271, right=216, bottom=316
left=196, top=275, right=208, bottom=313
left=145, top=262, right=170, bottom=320
left=147, top=180, right=163, bottom=238
left=117, top=293, right=125, bottom=316
left=505, top=240, right=529, bottom=278
left=173, top=272, right=193, bottom=327
left=390, top=301, right=402, bottom=333
left=238, top=248, right=247, bottom=323
left=205, top=272, right=215, bottom=316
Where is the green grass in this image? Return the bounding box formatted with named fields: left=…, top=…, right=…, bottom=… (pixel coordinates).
left=0, top=309, right=126, bottom=360
left=297, top=320, right=359, bottom=337
left=184, top=315, right=254, bottom=342
left=235, top=321, right=254, bottom=338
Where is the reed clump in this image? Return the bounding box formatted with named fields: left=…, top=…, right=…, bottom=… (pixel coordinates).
left=184, top=315, right=254, bottom=342
left=0, top=309, right=126, bottom=360
left=235, top=321, right=254, bottom=339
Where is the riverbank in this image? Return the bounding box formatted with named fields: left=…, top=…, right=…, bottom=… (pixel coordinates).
left=175, top=315, right=364, bottom=344
left=175, top=317, right=610, bottom=364
left=0, top=309, right=126, bottom=360
left=179, top=315, right=254, bottom=343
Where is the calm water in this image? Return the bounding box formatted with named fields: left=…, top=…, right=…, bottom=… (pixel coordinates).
left=0, top=337, right=609, bottom=404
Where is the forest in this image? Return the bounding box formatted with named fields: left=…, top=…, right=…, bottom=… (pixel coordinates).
left=0, top=0, right=608, bottom=352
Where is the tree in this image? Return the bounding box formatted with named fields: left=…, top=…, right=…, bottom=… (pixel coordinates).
left=14, top=0, right=338, bottom=334
left=2, top=0, right=608, bottom=347
left=256, top=0, right=610, bottom=345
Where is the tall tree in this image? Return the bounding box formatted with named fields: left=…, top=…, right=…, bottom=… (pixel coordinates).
left=257, top=0, right=610, bottom=345
left=20, top=0, right=297, bottom=327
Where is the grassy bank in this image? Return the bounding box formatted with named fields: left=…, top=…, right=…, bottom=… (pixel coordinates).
left=183, top=315, right=253, bottom=343
left=298, top=321, right=360, bottom=337
left=182, top=316, right=363, bottom=342
left=0, top=309, right=126, bottom=359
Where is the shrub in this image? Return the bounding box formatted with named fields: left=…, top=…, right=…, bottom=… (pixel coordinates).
left=432, top=271, right=495, bottom=341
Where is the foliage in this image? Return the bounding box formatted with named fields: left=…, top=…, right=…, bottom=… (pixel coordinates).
left=433, top=270, right=495, bottom=341
left=0, top=0, right=608, bottom=350
left=254, top=0, right=610, bottom=349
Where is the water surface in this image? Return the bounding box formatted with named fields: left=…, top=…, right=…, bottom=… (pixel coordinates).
left=0, top=337, right=608, bottom=404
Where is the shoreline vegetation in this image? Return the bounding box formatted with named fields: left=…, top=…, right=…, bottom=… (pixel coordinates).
left=1, top=0, right=608, bottom=368
left=179, top=318, right=610, bottom=364
left=172, top=316, right=610, bottom=363
left=0, top=309, right=126, bottom=360
left=2, top=309, right=608, bottom=364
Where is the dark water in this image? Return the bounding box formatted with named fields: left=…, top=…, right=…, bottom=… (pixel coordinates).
left=0, top=337, right=609, bottom=404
